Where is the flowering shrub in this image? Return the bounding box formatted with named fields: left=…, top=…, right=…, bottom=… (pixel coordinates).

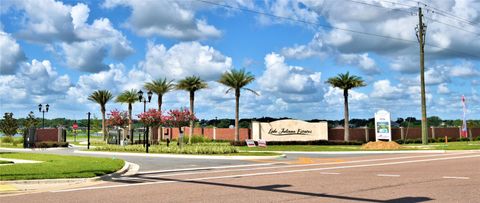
left=163, top=108, right=196, bottom=128
left=137, top=109, right=163, bottom=127
left=107, top=109, right=129, bottom=127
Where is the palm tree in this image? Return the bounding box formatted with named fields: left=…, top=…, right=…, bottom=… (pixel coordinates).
left=88, top=90, right=113, bottom=141
left=176, top=76, right=208, bottom=144
left=218, top=69, right=258, bottom=141
left=115, top=89, right=138, bottom=143
left=326, top=72, right=366, bottom=141
left=144, top=78, right=175, bottom=111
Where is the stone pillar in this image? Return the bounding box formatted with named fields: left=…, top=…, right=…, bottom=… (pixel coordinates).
left=400, top=127, right=405, bottom=140
left=213, top=127, right=216, bottom=140
left=364, top=127, right=369, bottom=143
left=431, top=126, right=435, bottom=139
left=57, top=127, right=62, bottom=142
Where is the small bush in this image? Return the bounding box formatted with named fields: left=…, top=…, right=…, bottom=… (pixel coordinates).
left=182, top=135, right=211, bottom=144
left=458, top=137, right=470, bottom=142
left=1, top=136, right=14, bottom=143
left=35, top=142, right=69, bottom=148
left=94, top=143, right=238, bottom=155
left=475, top=136, right=480, bottom=141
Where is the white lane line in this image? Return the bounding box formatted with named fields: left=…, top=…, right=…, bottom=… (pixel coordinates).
left=139, top=152, right=473, bottom=178
left=377, top=174, right=400, bottom=177
left=52, top=154, right=480, bottom=193
left=136, top=162, right=283, bottom=175
left=320, top=172, right=340, bottom=175
left=442, top=176, right=470, bottom=180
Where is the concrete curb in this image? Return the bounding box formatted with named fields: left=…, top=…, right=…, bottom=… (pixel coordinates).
left=0, top=161, right=132, bottom=185
left=0, top=147, right=69, bottom=152
left=245, top=150, right=451, bottom=154
left=74, top=150, right=286, bottom=160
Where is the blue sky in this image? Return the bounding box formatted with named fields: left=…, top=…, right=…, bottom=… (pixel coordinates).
left=0, top=0, right=479, bottom=121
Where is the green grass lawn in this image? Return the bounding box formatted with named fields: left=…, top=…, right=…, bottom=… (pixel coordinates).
left=0, top=152, right=124, bottom=181
left=403, top=141, right=480, bottom=150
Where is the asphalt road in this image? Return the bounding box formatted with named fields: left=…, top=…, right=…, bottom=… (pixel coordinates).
left=3, top=151, right=479, bottom=202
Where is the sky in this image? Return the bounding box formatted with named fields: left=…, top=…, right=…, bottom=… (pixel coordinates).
left=0, top=0, right=479, bottom=121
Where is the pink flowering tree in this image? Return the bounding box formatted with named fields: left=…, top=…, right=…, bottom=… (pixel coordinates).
left=106, top=109, right=129, bottom=143
left=137, top=109, right=164, bottom=127
left=163, top=108, right=196, bottom=147
left=107, top=109, right=129, bottom=128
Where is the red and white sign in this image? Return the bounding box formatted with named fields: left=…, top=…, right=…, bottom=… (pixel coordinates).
left=245, top=139, right=256, bottom=147
left=73, top=123, right=78, bottom=130
left=257, top=140, right=267, bottom=147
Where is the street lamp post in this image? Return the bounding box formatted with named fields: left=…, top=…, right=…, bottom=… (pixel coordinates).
left=137, top=90, right=153, bottom=153
left=38, top=104, right=49, bottom=129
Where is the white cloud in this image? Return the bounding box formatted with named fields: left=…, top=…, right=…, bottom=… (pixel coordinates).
left=281, top=33, right=329, bottom=59
left=0, top=59, right=70, bottom=107
left=389, top=56, right=418, bottom=73
left=140, top=41, right=232, bottom=81
left=259, top=0, right=319, bottom=25
left=437, top=83, right=450, bottom=94
left=449, top=63, right=480, bottom=77
left=6, top=1, right=134, bottom=72
left=338, top=53, right=379, bottom=74
left=103, top=0, right=221, bottom=40
left=0, top=31, right=26, bottom=74
left=259, top=52, right=321, bottom=94
left=323, top=86, right=368, bottom=106
left=370, top=80, right=403, bottom=100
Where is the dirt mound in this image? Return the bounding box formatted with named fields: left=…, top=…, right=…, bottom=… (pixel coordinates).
left=361, top=141, right=402, bottom=150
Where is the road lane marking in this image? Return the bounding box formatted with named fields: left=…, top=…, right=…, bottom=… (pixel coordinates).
left=320, top=172, right=340, bottom=175
left=136, top=152, right=473, bottom=178
left=442, top=176, right=470, bottom=180
left=53, top=154, right=480, bottom=193
left=376, top=174, right=400, bottom=177
left=136, top=162, right=283, bottom=175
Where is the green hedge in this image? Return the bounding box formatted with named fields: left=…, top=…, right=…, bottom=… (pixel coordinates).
left=35, top=142, right=69, bottom=148
left=93, top=143, right=238, bottom=155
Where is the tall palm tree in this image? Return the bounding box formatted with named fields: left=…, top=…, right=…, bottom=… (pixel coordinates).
left=218, top=69, right=258, bottom=141
left=176, top=76, right=208, bottom=144
left=144, top=78, right=175, bottom=111
left=326, top=72, right=366, bottom=141
left=115, top=89, right=138, bottom=143
left=88, top=90, right=113, bottom=141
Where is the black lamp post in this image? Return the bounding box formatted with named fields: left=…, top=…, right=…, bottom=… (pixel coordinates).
left=38, top=104, right=49, bottom=129
left=138, top=90, right=153, bottom=153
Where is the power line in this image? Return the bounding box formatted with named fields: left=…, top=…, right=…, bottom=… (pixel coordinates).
left=196, top=0, right=480, bottom=58
left=404, top=0, right=477, bottom=25
left=342, top=0, right=479, bottom=36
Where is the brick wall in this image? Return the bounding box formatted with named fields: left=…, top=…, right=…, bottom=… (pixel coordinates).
left=328, top=127, right=479, bottom=141
left=160, top=127, right=250, bottom=141
left=35, top=128, right=58, bottom=142
left=147, top=126, right=479, bottom=142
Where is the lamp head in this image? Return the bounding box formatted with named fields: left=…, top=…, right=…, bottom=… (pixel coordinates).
left=147, top=90, right=153, bottom=102
left=38, top=104, right=42, bottom=112
left=137, top=90, right=143, bottom=101
left=45, top=104, right=49, bottom=112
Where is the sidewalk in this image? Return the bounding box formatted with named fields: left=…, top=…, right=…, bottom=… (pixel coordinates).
left=74, top=150, right=286, bottom=160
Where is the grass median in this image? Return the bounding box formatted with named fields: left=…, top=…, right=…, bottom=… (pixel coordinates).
left=89, top=142, right=280, bottom=156
left=0, top=152, right=124, bottom=181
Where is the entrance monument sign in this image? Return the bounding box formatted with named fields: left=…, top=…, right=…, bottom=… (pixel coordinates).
left=252, top=119, right=328, bottom=141
left=374, top=110, right=392, bottom=141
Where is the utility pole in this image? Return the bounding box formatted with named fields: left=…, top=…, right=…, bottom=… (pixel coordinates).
left=416, top=7, right=428, bottom=145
